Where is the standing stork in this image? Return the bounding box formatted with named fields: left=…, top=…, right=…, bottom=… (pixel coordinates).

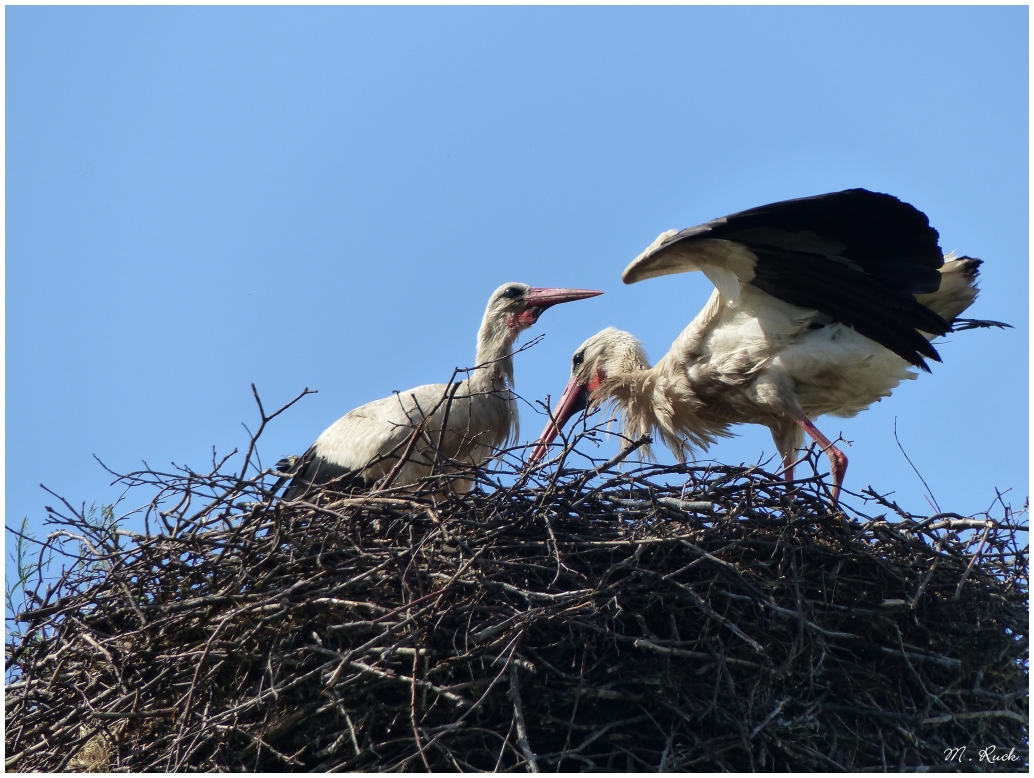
left=282, top=282, right=602, bottom=500
left=530, top=189, right=985, bottom=502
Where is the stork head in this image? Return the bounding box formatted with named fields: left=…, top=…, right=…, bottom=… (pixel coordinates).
left=486, top=282, right=603, bottom=333
left=529, top=328, right=650, bottom=464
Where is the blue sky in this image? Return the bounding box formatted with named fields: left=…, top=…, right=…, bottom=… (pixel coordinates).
left=6, top=6, right=1028, bottom=555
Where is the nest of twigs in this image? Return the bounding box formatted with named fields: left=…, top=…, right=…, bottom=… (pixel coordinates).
left=5, top=393, right=1029, bottom=772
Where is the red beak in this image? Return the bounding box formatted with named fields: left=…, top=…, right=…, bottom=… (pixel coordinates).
left=528, top=377, right=590, bottom=464
left=523, top=287, right=603, bottom=308
left=520, top=288, right=602, bottom=325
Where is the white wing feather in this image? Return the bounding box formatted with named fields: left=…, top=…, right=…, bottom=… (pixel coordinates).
left=623, top=236, right=758, bottom=302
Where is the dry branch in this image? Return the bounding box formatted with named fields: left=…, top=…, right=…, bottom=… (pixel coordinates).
left=5, top=394, right=1028, bottom=772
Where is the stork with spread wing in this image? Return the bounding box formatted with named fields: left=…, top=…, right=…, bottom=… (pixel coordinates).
left=531, top=189, right=985, bottom=501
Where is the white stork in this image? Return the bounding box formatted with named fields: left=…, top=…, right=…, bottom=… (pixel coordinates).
left=530, top=189, right=984, bottom=502
left=282, top=282, right=602, bottom=500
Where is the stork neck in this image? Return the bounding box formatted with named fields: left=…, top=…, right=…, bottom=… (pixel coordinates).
left=602, top=355, right=716, bottom=459
left=469, top=315, right=518, bottom=391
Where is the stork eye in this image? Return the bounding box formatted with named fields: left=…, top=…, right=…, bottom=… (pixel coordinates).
left=572, top=351, right=585, bottom=368
left=502, top=286, right=522, bottom=299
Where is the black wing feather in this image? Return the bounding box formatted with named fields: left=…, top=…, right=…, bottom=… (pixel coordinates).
left=280, top=446, right=371, bottom=501
left=702, top=188, right=944, bottom=295
left=750, top=247, right=950, bottom=370
left=684, top=189, right=949, bottom=368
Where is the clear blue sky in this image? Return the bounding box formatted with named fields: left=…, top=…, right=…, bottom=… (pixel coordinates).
left=6, top=6, right=1028, bottom=555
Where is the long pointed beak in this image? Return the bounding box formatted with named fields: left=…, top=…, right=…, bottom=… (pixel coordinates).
left=528, top=377, right=590, bottom=464
left=523, top=287, right=603, bottom=310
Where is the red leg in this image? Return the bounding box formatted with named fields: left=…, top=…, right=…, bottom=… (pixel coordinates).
left=795, top=416, right=848, bottom=503
left=781, top=452, right=796, bottom=483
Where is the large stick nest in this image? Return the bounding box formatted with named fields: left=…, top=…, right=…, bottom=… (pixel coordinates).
left=5, top=394, right=1029, bottom=772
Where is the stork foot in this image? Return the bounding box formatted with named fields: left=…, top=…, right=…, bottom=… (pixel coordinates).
left=794, top=416, right=848, bottom=504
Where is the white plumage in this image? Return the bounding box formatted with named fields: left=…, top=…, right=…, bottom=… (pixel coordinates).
left=282, top=282, right=601, bottom=499
left=531, top=189, right=984, bottom=502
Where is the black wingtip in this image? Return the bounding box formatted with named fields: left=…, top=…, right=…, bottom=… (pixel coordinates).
left=952, top=256, right=983, bottom=280
left=951, top=317, right=1013, bottom=332
left=280, top=451, right=372, bottom=502
left=275, top=455, right=302, bottom=475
